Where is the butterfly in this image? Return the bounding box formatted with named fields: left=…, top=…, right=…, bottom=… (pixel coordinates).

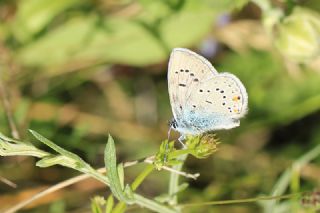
left=168, top=48, right=248, bottom=138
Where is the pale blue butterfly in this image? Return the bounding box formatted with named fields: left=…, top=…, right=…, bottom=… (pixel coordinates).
left=168, top=48, right=248, bottom=138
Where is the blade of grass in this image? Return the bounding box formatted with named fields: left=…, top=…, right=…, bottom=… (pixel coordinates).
left=264, top=144, right=320, bottom=212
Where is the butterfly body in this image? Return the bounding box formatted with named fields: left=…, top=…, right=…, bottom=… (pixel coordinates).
left=168, top=48, right=248, bottom=136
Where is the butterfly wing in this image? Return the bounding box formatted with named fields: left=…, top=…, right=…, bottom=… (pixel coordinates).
left=168, top=48, right=218, bottom=121
left=168, top=48, right=248, bottom=135
left=185, top=72, right=248, bottom=131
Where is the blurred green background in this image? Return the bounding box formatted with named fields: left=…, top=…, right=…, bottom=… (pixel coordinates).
left=1, top=0, right=320, bottom=212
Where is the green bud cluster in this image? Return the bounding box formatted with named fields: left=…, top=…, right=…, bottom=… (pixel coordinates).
left=186, top=134, right=220, bottom=159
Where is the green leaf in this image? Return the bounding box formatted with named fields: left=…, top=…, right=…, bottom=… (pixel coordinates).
left=17, top=15, right=167, bottom=69
left=91, top=196, right=105, bottom=213
left=160, top=10, right=215, bottom=48
left=105, top=195, right=114, bottom=213
left=30, top=130, right=80, bottom=160
left=117, top=163, right=125, bottom=190
left=104, top=135, right=135, bottom=204
left=11, top=0, right=80, bottom=42
left=0, top=133, right=49, bottom=158
left=29, top=129, right=92, bottom=170
left=36, top=155, right=78, bottom=168
left=16, top=0, right=244, bottom=70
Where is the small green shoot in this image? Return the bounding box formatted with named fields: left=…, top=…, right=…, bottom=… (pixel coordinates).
left=104, top=135, right=135, bottom=204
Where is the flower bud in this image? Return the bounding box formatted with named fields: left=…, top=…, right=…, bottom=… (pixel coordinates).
left=186, top=134, right=219, bottom=159
left=274, top=7, right=320, bottom=62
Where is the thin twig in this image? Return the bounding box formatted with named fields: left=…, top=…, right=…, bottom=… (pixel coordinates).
left=125, top=156, right=199, bottom=179
left=144, top=158, right=199, bottom=180
left=3, top=169, right=102, bottom=213
left=3, top=156, right=197, bottom=213
left=0, top=175, right=17, bottom=188
left=0, top=80, right=20, bottom=139
left=178, top=193, right=302, bottom=208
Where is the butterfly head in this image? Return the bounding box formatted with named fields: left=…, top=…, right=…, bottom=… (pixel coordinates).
left=168, top=118, right=178, bottom=130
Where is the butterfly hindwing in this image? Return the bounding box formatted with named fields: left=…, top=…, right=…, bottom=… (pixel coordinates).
left=186, top=73, right=248, bottom=118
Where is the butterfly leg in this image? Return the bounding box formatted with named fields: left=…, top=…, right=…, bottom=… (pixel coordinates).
left=167, top=127, right=172, bottom=141
left=178, top=135, right=187, bottom=149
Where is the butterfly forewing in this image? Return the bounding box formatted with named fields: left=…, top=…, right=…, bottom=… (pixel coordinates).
left=168, top=48, right=218, bottom=120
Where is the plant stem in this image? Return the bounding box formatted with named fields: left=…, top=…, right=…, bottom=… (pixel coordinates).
left=134, top=194, right=177, bottom=213
left=113, top=164, right=155, bottom=213
left=131, top=164, right=154, bottom=190
left=87, top=167, right=110, bottom=185
left=178, top=193, right=301, bottom=208
left=83, top=163, right=174, bottom=213
left=168, top=154, right=188, bottom=209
